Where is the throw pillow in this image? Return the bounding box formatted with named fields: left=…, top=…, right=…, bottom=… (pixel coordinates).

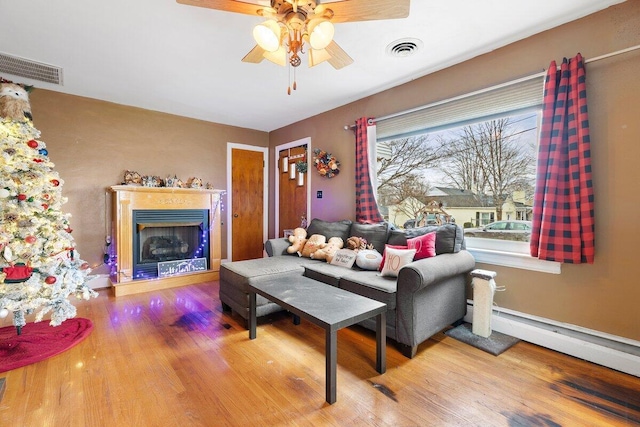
left=380, top=247, right=416, bottom=277
left=407, top=231, right=436, bottom=260
left=355, top=249, right=383, bottom=270
left=378, top=244, right=408, bottom=272
left=330, top=249, right=357, bottom=268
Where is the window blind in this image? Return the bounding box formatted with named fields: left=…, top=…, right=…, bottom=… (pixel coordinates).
left=376, top=76, right=545, bottom=142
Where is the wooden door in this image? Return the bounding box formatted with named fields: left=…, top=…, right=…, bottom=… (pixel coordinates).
left=231, top=148, right=264, bottom=261
left=278, top=145, right=308, bottom=236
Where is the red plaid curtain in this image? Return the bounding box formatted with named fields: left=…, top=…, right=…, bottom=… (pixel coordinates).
left=355, top=117, right=385, bottom=223
left=530, top=53, right=595, bottom=263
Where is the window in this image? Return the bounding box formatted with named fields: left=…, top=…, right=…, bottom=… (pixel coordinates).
left=374, top=76, right=561, bottom=273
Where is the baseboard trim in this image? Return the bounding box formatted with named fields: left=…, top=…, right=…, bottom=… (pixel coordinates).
left=464, top=301, right=640, bottom=377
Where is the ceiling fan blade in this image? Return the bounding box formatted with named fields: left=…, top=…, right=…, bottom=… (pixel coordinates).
left=325, top=41, right=353, bottom=69
left=176, top=0, right=266, bottom=16
left=316, top=0, right=409, bottom=23
left=242, top=45, right=266, bottom=63
left=308, top=48, right=331, bottom=67
left=263, top=46, right=287, bottom=66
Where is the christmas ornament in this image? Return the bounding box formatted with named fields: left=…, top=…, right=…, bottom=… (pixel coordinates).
left=0, top=188, right=9, bottom=198
left=50, top=179, right=60, bottom=186
left=2, top=264, right=34, bottom=283
left=17, top=193, right=26, bottom=201
left=25, top=235, right=37, bottom=244
left=3, top=246, right=13, bottom=261
left=0, top=308, right=9, bottom=318
left=45, top=276, right=57, bottom=284
left=39, top=148, right=48, bottom=155
left=27, top=139, right=38, bottom=148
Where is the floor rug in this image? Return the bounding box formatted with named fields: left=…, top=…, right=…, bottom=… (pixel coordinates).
left=0, top=318, right=93, bottom=373
left=445, top=323, right=520, bottom=356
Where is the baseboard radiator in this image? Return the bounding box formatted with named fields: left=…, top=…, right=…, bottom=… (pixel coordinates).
left=464, top=301, right=640, bottom=378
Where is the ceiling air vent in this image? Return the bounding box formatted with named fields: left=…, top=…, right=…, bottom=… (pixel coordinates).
left=386, top=38, right=423, bottom=58
left=0, top=52, right=63, bottom=85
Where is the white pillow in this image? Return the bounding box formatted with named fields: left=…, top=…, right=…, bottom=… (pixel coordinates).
left=380, top=247, right=416, bottom=277
left=356, top=249, right=383, bottom=270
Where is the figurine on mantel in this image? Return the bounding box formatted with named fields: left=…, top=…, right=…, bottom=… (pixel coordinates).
left=186, top=177, right=202, bottom=188
left=123, top=170, right=142, bottom=186
left=165, top=175, right=183, bottom=188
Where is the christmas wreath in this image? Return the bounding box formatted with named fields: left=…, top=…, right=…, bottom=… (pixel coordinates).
left=313, top=148, right=340, bottom=178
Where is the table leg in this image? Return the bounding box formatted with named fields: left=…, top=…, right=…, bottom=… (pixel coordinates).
left=326, top=329, right=337, bottom=404
left=249, top=291, right=257, bottom=340
left=376, top=312, right=386, bottom=374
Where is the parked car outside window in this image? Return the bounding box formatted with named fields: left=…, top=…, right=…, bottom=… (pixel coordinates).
left=464, top=220, right=532, bottom=238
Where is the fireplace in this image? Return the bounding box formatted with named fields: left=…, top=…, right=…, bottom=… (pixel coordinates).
left=109, top=185, right=223, bottom=297
left=132, top=209, right=209, bottom=279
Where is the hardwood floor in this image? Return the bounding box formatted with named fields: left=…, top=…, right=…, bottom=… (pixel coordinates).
left=1, top=281, right=639, bottom=426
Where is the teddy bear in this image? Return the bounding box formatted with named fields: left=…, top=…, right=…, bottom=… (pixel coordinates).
left=0, top=82, right=32, bottom=122
left=311, top=237, right=344, bottom=263
left=286, top=227, right=307, bottom=255
left=299, top=234, right=326, bottom=258
left=346, top=236, right=369, bottom=251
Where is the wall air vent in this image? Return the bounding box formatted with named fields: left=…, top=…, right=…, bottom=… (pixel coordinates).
left=0, top=52, right=63, bottom=85
left=386, top=38, right=423, bottom=58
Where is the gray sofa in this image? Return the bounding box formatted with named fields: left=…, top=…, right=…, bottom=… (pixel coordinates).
left=219, top=219, right=476, bottom=358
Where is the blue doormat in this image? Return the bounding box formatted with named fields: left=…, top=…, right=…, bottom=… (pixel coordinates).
left=445, top=323, right=520, bottom=356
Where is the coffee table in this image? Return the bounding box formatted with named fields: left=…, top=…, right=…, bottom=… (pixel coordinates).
left=248, top=275, right=387, bottom=404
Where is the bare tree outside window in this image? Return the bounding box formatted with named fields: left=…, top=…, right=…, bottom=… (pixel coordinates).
left=376, top=135, right=446, bottom=225
left=437, top=117, right=536, bottom=220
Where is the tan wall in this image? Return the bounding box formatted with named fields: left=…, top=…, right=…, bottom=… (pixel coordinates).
left=29, top=91, right=269, bottom=273
left=268, top=2, right=640, bottom=341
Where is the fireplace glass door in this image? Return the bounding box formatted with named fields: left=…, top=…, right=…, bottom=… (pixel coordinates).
left=132, top=209, right=209, bottom=279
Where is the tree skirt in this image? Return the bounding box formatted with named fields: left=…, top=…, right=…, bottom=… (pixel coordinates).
left=0, top=318, right=93, bottom=373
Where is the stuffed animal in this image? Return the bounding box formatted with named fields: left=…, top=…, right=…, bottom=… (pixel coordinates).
left=286, top=227, right=307, bottom=255
left=346, top=236, right=369, bottom=251
left=311, top=237, right=344, bottom=263
left=0, top=83, right=32, bottom=121
left=300, top=234, right=326, bottom=258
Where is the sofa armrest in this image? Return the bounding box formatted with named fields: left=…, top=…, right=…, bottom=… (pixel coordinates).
left=264, top=238, right=292, bottom=257
left=397, top=250, right=476, bottom=293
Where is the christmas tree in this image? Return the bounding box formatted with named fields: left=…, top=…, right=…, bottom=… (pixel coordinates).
left=0, top=80, right=97, bottom=334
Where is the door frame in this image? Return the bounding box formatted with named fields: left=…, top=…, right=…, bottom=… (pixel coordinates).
left=274, top=137, right=312, bottom=237
left=226, top=143, right=269, bottom=260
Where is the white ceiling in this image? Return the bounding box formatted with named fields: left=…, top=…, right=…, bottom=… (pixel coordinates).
left=0, top=0, right=625, bottom=132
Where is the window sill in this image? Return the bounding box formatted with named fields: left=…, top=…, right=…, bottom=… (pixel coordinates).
left=465, top=237, right=561, bottom=274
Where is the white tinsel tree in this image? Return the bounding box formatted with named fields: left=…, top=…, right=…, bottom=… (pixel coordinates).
left=0, top=81, right=97, bottom=334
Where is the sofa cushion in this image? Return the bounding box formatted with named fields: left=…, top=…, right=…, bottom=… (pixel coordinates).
left=350, top=222, right=390, bottom=253
left=220, top=256, right=315, bottom=292
left=306, top=218, right=352, bottom=242
left=407, top=231, right=436, bottom=260
left=303, top=264, right=353, bottom=287
left=387, top=223, right=464, bottom=255
left=338, top=271, right=397, bottom=309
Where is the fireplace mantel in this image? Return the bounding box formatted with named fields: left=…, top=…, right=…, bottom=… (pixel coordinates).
left=109, top=185, right=224, bottom=297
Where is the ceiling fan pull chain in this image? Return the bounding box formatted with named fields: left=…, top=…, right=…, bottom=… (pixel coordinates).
left=293, top=67, right=297, bottom=91
left=287, top=60, right=292, bottom=95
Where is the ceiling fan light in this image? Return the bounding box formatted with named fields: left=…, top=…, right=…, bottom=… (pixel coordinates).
left=308, top=19, right=334, bottom=50
left=253, top=20, right=281, bottom=52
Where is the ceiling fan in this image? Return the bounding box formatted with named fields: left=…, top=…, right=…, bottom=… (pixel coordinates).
left=177, top=0, right=410, bottom=93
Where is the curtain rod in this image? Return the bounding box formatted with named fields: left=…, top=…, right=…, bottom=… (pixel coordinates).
left=344, top=43, right=640, bottom=130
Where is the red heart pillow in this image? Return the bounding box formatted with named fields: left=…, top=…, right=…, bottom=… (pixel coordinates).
left=407, top=232, right=436, bottom=260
